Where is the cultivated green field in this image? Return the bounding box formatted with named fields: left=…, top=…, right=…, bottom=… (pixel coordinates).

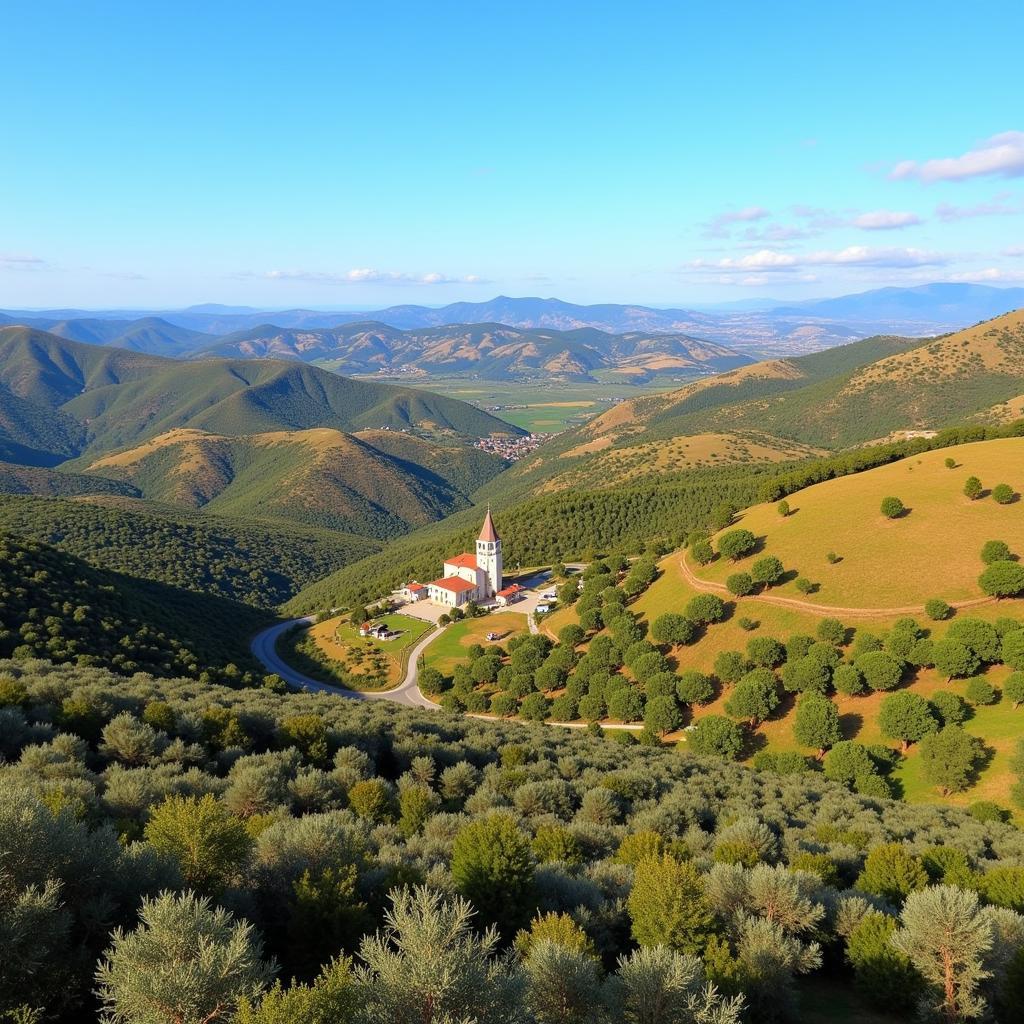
left=395, top=377, right=681, bottom=432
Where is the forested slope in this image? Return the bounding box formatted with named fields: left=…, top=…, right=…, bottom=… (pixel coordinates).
left=0, top=495, right=379, bottom=606
left=0, top=532, right=269, bottom=680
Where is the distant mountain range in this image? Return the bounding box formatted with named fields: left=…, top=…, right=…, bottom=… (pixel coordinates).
left=4, top=284, right=1022, bottom=359
left=196, top=322, right=752, bottom=380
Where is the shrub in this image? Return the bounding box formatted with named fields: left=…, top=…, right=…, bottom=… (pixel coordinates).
left=676, top=670, right=714, bottom=705
left=963, top=476, right=983, bottom=500
left=750, top=556, right=784, bottom=587
left=817, top=617, right=846, bottom=645
left=650, top=613, right=696, bottom=646
left=880, top=496, right=905, bottom=519
left=833, top=663, right=866, bottom=696
left=929, top=690, right=969, bottom=726
left=685, top=715, right=745, bottom=760
left=964, top=677, right=998, bottom=706
left=854, top=650, right=903, bottom=691
left=726, top=572, right=753, bottom=597
left=777, top=500, right=790, bottom=516
left=992, top=483, right=1015, bottom=505
left=979, top=561, right=1024, bottom=598
left=746, top=637, right=785, bottom=668
left=981, top=540, right=1012, bottom=564
left=451, top=814, right=535, bottom=933
left=684, top=594, right=726, bottom=625
left=794, top=577, right=813, bottom=595
left=96, top=892, right=274, bottom=1024
left=717, top=529, right=756, bottom=561
left=738, top=616, right=758, bottom=631
left=924, top=598, right=951, bottom=621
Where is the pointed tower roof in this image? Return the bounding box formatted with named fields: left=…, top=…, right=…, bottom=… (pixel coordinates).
left=478, top=506, right=499, bottom=543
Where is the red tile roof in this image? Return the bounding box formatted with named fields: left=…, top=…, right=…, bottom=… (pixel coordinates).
left=496, top=584, right=524, bottom=598
left=478, top=509, right=499, bottom=542
left=429, top=576, right=477, bottom=594
left=405, top=582, right=427, bottom=592
left=444, top=553, right=479, bottom=570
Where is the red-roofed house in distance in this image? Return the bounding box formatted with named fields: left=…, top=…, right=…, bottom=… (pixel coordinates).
left=495, top=583, right=524, bottom=607
left=424, top=509, right=503, bottom=608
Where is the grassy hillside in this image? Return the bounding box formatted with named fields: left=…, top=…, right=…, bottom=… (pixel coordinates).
left=0, top=327, right=520, bottom=465
left=79, top=427, right=506, bottom=538
left=643, top=310, right=1024, bottom=447
left=0, top=494, right=378, bottom=607
left=0, top=531, right=269, bottom=679
left=694, top=436, right=1024, bottom=607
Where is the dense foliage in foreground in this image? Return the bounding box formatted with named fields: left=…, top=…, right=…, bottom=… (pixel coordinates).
left=5, top=659, right=1024, bottom=1023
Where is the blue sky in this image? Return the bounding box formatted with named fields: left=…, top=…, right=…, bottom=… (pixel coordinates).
left=3, top=0, right=1023, bottom=308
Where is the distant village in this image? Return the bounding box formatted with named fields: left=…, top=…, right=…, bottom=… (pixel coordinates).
left=474, top=432, right=547, bottom=460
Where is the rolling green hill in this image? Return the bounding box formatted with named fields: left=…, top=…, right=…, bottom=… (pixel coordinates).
left=0, top=494, right=379, bottom=607
left=0, top=531, right=269, bottom=679
left=578, top=310, right=1024, bottom=450
left=78, top=426, right=506, bottom=538
left=0, top=327, right=521, bottom=465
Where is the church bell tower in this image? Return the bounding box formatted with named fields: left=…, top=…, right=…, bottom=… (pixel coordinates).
left=476, top=507, right=502, bottom=597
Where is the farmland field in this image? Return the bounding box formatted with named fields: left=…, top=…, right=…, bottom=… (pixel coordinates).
left=394, top=377, right=681, bottom=432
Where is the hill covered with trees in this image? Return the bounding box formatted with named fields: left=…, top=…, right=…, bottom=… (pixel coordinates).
left=0, top=532, right=269, bottom=681
left=0, top=495, right=379, bottom=607
left=0, top=327, right=519, bottom=466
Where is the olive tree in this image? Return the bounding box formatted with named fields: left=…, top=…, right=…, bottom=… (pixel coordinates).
left=95, top=892, right=274, bottom=1024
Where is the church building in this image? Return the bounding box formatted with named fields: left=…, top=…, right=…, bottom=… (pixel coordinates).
left=412, top=509, right=503, bottom=608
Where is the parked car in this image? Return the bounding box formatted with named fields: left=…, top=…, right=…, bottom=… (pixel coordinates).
left=486, top=632, right=499, bottom=641
left=536, top=604, right=551, bottom=614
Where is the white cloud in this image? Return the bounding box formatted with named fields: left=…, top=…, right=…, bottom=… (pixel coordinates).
left=936, top=194, right=1022, bottom=221
left=701, top=206, right=771, bottom=237
left=891, top=131, right=1024, bottom=182
left=692, top=246, right=947, bottom=275
left=804, top=246, right=946, bottom=267
left=256, top=268, right=489, bottom=286
left=853, top=210, right=923, bottom=230
left=0, top=254, right=47, bottom=270
left=692, top=249, right=798, bottom=271
left=943, top=268, right=1024, bottom=283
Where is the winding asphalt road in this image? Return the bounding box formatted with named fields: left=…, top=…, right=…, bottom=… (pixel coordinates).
left=251, top=617, right=440, bottom=709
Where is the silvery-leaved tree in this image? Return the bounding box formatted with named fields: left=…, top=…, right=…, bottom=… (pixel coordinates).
left=354, top=885, right=528, bottom=1024
left=95, top=890, right=275, bottom=1024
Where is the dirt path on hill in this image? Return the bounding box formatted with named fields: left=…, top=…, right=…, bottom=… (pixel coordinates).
left=677, top=552, right=996, bottom=619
